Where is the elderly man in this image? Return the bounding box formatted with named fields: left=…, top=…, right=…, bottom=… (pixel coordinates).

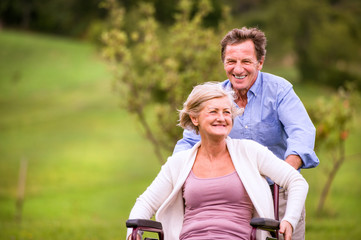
left=173, top=27, right=319, bottom=240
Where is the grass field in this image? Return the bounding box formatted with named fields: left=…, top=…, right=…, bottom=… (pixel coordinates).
left=0, top=30, right=360, bottom=240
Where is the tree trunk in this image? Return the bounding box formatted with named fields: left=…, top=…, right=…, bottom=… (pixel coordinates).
left=316, top=141, right=345, bottom=216
left=136, top=108, right=164, bottom=164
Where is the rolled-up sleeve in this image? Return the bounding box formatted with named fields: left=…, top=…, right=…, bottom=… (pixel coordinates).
left=278, top=88, right=319, bottom=169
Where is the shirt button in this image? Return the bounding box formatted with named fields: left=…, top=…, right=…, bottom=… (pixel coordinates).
left=245, top=125, right=248, bottom=129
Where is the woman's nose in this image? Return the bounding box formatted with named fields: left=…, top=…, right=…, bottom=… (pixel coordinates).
left=217, top=113, right=225, bottom=121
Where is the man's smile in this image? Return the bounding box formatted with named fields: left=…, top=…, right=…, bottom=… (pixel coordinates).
left=234, top=74, right=246, bottom=79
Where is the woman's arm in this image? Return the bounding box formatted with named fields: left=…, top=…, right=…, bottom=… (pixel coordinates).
left=126, top=157, right=176, bottom=238
left=255, top=143, right=309, bottom=230
left=279, top=220, right=293, bottom=240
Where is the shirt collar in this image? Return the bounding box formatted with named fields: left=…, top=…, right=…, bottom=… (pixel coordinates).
left=224, top=71, right=262, bottom=97
left=248, top=71, right=262, bottom=97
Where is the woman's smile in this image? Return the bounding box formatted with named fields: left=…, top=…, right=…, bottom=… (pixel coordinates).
left=191, top=96, right=233, bottom=139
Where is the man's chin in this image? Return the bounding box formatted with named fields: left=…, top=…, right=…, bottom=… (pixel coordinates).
left=230, top=80, right=246, bottom=88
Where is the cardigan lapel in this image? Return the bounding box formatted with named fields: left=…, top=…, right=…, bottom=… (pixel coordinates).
left=226, top=137, right=273, bottom=219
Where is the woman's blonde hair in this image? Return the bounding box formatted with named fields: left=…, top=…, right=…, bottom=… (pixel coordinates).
left=178, top=82, right=242, bottom=134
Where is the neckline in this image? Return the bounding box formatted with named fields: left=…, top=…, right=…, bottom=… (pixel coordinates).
left=190, top=170, right=236, bottom=180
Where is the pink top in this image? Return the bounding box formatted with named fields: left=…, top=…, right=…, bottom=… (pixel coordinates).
left=179, top=171, right=254, bottom=240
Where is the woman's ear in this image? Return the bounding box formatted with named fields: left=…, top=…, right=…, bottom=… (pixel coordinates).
left=190, top=115, right=198, bottom=126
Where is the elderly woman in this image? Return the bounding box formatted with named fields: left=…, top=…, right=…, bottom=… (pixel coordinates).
left=127, top=82, right=308, bottom=240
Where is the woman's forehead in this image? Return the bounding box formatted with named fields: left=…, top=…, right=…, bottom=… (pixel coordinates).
left=203, top=97, right=232, bottom=108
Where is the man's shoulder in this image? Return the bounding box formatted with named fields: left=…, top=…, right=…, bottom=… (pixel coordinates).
left=169, top=142, right=199, bottom=163
left=220, top=79, right=231, bottom=89
left=260, top=72, right=292, bottom=88
left=258, top=72, right=294, bottom=97
left=171, top=147, right=193, bottom=159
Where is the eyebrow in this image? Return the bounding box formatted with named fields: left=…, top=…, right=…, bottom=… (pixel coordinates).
left=224, top=57, right=235, bottom=62
left=207, top=106, right=231, bottom=110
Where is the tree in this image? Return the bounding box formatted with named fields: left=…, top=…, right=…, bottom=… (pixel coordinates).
left=0, top=0, right=108, bottom=37
left=307, top=83, right=360, bottom=215
left=101, top=0, right=230, bottom=162
left=266, top=0, right=361, bottom=89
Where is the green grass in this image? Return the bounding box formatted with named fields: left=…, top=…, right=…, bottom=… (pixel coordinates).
left=0, top=30, right=360, bottom=239
left=0, top=30, right=160, bottom=239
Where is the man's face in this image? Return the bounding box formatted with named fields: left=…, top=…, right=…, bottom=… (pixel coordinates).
left=223, top=40, right=264, bottom=92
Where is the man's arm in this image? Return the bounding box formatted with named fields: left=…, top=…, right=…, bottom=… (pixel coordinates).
left=285, top=154, right=303, bottom=170
left=278, top=88, right=319, bottom=169
left=173, top=129, right=201, bottom=154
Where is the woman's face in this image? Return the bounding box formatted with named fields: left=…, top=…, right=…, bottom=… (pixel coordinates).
left=191, top=96, right=233, bottom=140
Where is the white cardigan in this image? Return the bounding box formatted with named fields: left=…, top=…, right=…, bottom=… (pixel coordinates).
left=127, top=137, right=308, bottom=240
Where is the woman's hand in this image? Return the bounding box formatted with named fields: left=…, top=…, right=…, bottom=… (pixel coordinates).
left=127, top=234, right=141, bottom=240
left=279, top=220, right=293, bottom=240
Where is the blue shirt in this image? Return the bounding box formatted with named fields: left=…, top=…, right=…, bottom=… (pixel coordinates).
left=173, top=71, right=319, bottom=169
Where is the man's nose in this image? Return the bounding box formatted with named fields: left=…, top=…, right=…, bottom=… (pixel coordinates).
left=233, top=61, right=244, bottom=73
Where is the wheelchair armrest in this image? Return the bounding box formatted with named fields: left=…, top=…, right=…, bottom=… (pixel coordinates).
left=127, top=219, right=164, bottom=240
left=126, top=219, right=163, bottom=230
left=250, top=217, right=280, bottom=232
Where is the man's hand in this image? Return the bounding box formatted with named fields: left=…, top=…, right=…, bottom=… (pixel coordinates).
left=279, top=220, right=293, bottom=240
left=285, top=155, right=302, bottom=170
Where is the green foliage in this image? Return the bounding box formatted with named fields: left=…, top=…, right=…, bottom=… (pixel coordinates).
left=1, top=30, right=361, bottom=240
left=3, top=0, right=360, bottom=90
left=101, top=0, right=230, bottom=161
left=307, top=83, right=360, bottom=214
left=308, top=83, right=359, bottom=150
left=0, top=0, right=107, bottom=37
left=266, top=0, right=361, bottom=88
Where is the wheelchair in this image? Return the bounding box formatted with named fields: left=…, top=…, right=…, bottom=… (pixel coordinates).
left=126, top=184, right=280, bottom=240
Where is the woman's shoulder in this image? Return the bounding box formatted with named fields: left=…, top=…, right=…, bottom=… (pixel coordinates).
left=167, top=142, right=199, bottom=165
left=227, top=137, right=266, bottom=150
left=170, top=148, right=193, bottom=161
left=227, top=138, right=271, bottom=162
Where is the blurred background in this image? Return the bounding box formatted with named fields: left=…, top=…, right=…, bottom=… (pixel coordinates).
left=0, top=0, right=360, bottom=239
